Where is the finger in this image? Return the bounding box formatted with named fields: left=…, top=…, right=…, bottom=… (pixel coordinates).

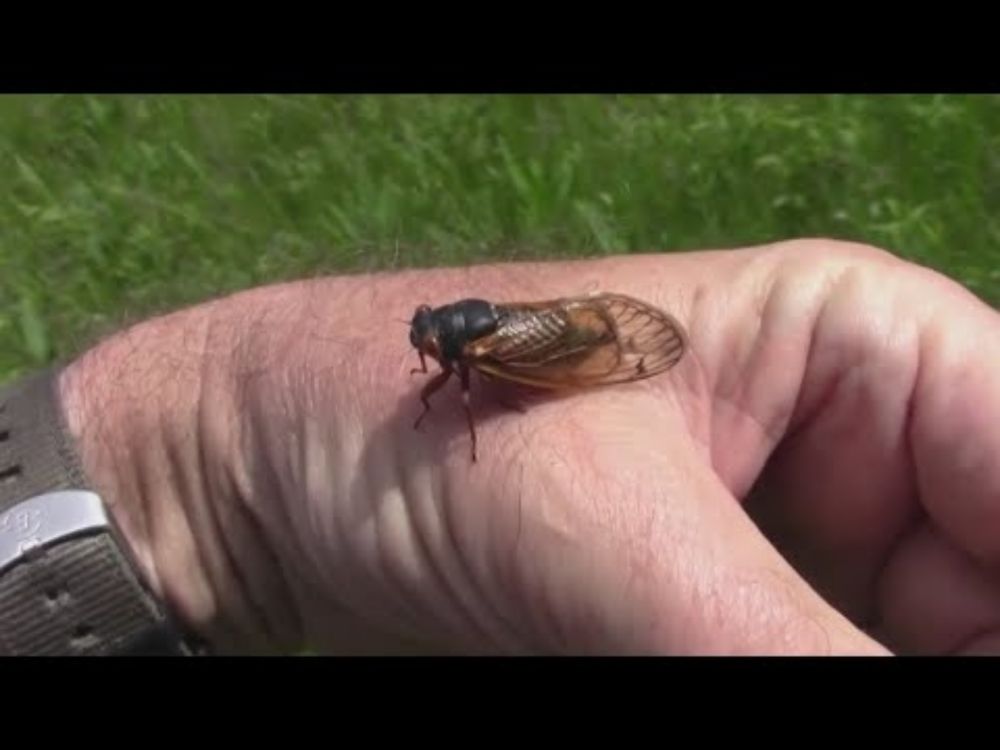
left=909, top=273, right=1000, bottom=566
left=741, top=259, right=1000, bottom=631
left=878, top=523, right=1000, bottom=654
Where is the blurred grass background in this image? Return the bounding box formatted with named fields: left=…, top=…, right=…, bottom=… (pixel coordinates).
left=2, top=94, right=999, bottom=382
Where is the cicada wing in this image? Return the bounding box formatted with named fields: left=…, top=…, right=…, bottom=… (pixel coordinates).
left=465, top=293, right=687, bottom=389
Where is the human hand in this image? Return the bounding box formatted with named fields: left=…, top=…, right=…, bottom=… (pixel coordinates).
left=60, top=239, right=1000, bottom=654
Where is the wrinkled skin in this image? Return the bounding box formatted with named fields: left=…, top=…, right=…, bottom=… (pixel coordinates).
left=62, top=239, right=1000, bottom=654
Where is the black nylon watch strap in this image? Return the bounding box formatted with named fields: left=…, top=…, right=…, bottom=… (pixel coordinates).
left=0, top=368, right=87, bottom=502
left=0, top=367, right=202, bottom=655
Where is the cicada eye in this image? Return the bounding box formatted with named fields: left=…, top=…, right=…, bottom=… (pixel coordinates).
left=409, top=305, right=434, bottom=348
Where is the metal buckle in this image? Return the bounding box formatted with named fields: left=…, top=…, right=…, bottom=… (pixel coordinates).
left=0, top=490, right=211, bottom=656
left=0, top=490, right=110, bottom=575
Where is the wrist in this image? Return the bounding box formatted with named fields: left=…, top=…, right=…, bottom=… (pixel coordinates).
left=57, top=299, right=301, bottom=653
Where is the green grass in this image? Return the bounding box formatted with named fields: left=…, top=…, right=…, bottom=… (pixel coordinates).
left=2, top=94, right=999, bottom=380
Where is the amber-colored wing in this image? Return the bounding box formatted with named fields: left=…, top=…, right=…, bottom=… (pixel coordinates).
left=463, top=293, right=687, bottom=389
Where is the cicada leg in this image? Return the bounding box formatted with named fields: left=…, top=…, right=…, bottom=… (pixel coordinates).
left=414, top=365, right=452, bottom=431
left=459, top=363, right=478, bottom=462
left=410, top=351, right=428, bottom=376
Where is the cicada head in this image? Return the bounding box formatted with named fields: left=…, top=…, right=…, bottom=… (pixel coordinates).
left=409, top=304, right=441, bottom=361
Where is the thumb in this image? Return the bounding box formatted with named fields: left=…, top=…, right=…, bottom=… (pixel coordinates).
left=492, top=414, right=891, bottom=655
left=636, top=455, right=889, bottom=654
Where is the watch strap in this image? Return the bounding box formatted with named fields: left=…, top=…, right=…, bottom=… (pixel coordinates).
left=0, top=367, right=203, bottom=655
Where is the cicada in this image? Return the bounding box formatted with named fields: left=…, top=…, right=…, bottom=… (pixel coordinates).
left=408, top=292, right=687, bottom=461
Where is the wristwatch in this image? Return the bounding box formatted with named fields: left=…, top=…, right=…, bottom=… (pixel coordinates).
left=0, top=366, right=208, bottom=656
